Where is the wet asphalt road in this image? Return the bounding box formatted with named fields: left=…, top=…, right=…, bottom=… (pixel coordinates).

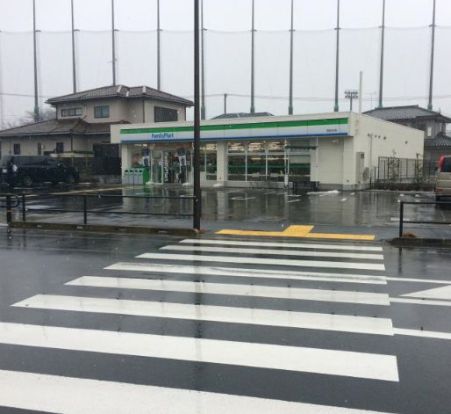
left=0, top=229, right=450, bottom=413
left=2, top=186, right=451, bottom=239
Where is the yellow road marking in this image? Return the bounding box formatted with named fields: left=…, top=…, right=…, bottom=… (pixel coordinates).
left=216, top=225, right=375, bottom=241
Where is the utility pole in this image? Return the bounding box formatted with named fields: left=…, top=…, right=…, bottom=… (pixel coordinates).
left=428, top=0, right=437, bottom=111
left=33, top=0, right=40, bottom=122
left=111, top=0, right=116, bottom=86
left=193, top=0, right=201, bottom=231
left=334, top=0, right=340, bottom=112
left=157, top=0, right=161, bottom=90
left=200, top=0, right=206, bottom=120
left=71, top=0, right=77, bottom=93
left=224, top=93, right=228, bottom=114
left=288, top=0, right=294, bottom=115
left=250, top=0, right=255, bottom=114
left=378, top=0, right=386, bottom=108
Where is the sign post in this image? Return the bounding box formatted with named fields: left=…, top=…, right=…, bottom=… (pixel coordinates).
left=193, top=0, right=201, bottom=231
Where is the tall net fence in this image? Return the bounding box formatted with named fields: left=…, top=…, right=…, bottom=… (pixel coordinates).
left=1, top=26, right=451, bottom=126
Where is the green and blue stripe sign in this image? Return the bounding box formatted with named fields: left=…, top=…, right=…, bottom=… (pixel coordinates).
left=120, top=117, right=349, bottom=143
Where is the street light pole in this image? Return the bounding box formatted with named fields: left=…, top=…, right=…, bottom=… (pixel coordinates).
left=345, top=90, right=358, bottom=112
left=193, top=0, right=201, bottom=231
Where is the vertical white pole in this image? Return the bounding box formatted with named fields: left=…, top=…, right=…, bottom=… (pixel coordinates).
left=358, top=71, right=363, bottom=114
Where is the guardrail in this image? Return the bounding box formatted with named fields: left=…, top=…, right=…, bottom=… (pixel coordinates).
left=399, top=200, right=451, bottom=238
left=1, top=192, right=196, bottom=230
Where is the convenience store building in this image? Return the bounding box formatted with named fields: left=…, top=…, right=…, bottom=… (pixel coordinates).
left=110, top=112, right=424, bottom=190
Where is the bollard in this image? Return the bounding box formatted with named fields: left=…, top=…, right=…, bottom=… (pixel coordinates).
left=6, top=195, right=12, bottom=232
left=83, top=195, right=88, bottom=225
left=22, top=194, right=26, bottom=222
left=399, top=201, right=404, bottom=238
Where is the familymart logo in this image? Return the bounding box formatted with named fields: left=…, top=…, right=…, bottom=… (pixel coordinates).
left=151, top=132, right=175, bottom=139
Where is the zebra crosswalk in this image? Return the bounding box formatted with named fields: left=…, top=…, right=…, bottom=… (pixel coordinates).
left=0, top=236, right=400, bottom=413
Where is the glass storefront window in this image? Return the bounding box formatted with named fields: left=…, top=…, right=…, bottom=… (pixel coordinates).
left=247, top=155, right=266, bottom=181
left=228, top=142, right=246, bottom=153
left=267, top=140, right=284, bottom=152
left=248, top=142, right=266, bottom=153
left=267, top=154, right=286, bottom=182
left=201, top=144, right=217, bottom=180
left=228, top=155, right=246, bottom=181
left=206, top=153, right=217, bottom=180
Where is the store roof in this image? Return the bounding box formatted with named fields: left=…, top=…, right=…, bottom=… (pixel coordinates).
left=212, top=112, right=274, bottom=119
left=364, top=105, right=451, bottom=123
left=46, top=85, right=193, bottom=107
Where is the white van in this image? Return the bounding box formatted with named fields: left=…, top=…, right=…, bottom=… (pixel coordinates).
left=435, top=155, right=451, bottom=201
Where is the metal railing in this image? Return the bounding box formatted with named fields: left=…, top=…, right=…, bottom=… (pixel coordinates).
left=399, top=200, right=451, bottom=238
left=2, top=192, right=195, bottom=229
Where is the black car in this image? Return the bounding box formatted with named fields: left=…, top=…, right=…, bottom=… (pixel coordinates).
left=0, top=156, right=80, bottom=188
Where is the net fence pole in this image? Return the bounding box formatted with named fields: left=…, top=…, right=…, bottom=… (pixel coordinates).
left=111, top=0, right=117, bottom=86
left=71, top=0, right=77, bottom=93
left=334, top=0, right=340, bottom=112
left=428, top=0, right=437, bottom=110
left=0, top=30, right=4, bottom=129
left=157, top=0, right=161, bottom=90
left=250, top=0, right=255, bottom=114
left=378, top=0, right=386, bottom=108
left=33, top=0, right=40, bottom=122
left=288, top=0, right=294, bottom=115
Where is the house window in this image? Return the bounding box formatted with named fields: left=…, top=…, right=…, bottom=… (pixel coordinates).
left=56, top=142, right=64, bottom=154
left=13, top=144, right=21, bottom=155
left=94, top=105, right=110, bottom=119
left=37, top=143, right=43, bottom=155
left=154, top=106, right=178, bottom=123
left=61, top=107, right=82, bottom=117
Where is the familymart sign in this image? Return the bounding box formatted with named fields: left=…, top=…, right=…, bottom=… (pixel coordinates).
left=120, top=117, right=349, bottom=144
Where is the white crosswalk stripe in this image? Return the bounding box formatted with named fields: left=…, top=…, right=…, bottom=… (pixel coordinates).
left=68, top=276, right=390, bottom=305
left=161, top=244, right=385, bottom=260
left=180, top=238, right=384, bottom=252
left=0, top=370, right=397, bottom=414
left=0, top=321, right=398, bottom=380
left=2, top=237, right=400, bottom=413
left=12, top=294, right=394, bottom=336
left=137, top=252, right=386, bottom=271
left=105, top=262, right=387, bottom=285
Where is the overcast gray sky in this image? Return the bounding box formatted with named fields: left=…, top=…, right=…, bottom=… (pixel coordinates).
left=1, top=0, right=451, bottom=32
left=2, top=0, right=451, bottom=123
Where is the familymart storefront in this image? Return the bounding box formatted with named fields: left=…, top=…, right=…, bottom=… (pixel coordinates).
left=111, top=114, right=350, bottom=188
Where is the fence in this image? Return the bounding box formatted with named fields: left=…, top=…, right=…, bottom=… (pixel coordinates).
left=1, top=192, right=196, bottom=230
left=375, top=157, right=436, bottom=187
left=1, top=24, right=451, bottom=126
left=399, top=200, right=451, bottom=238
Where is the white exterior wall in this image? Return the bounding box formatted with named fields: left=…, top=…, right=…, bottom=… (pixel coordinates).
left=0, top=135, right=108, bottom=156
left=58, top=100, right=187, bottom=125
left=349, top=113, right=424, bottom=187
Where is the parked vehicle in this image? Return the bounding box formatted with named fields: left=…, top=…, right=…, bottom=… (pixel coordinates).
left=0, top=156, right=79, bottom=188
left=435, top=155, right=451, bottom=201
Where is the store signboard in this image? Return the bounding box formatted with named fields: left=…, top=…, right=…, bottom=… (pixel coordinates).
left=120, top=117, right=349, bottom=144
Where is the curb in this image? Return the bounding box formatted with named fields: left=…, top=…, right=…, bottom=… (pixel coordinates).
left=10, top=221, right=200, bottom=237
left=389, top=237, right=451, bottom=248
